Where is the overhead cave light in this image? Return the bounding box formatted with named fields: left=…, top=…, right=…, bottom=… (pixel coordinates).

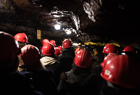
left=82, top=44, right=85, bottom=47
left=121, top=52, right=126, bottom=55
left=63, top=28, right=75, bottom=35
left=54, top=24, right=61, bottom=30
left=50, top=7, right=80, bottom=30
left=65, top=30, right=72, bottom=35
left=73, top=43, right=78, bottom=46
left=41, top=6, right=81, bottom=36
left=77, top=34, right=80, bottom=37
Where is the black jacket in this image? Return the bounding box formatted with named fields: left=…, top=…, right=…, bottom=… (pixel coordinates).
left=57, top=48, right=75, bottom=72
left=57, top=69, right=100, bottom=95
left=21, top=70, right=58, bottom=95
left=45, top=61, right=63, bottom=86
left=0, top=72, right=44, bottom=95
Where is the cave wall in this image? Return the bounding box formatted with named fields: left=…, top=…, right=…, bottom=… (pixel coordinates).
left=0, top=0, right=140, bottom=49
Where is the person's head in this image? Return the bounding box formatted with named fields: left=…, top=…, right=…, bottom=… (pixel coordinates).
left=14, top=33, right=28, bottom=48
left=0, top=31, right=21, bottom=73
left=58, top=46, right=62, bottom=51
left=57, top=46, right=62, bottom=54
left=78, top=43, right=82, bottom=48
left=62, top=39, right=72, bottom=49
left=100, top=53, right=118, bottom=68
left=50, top=40, right=56, bottom=47
left=41, top=42, right=55, bottom=57
left=73, top=49, right=93, bottom=72
left=54, top=47, right=61, bottom=57
left=19, top=44, right=45, bottom=71
left=101, top=55, right=140, bottom=90
left=122, top=46, right=137, bottom=56
left=42, top=39, right=49, bottom=45
left=102, top=44, right=117, bottom=57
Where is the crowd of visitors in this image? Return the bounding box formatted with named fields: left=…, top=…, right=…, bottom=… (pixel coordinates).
left=0, top=31, right=140, bottom=95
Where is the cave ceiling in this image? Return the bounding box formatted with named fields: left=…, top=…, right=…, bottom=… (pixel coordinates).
left=0, top=0, right=140, bottom=48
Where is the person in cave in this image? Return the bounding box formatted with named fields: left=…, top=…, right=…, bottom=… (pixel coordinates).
left=99, top=55, right=140, bottom=95
left=54, top=47, right=61, bottom=58
left=121, top=45, right=140, bottom=62
left=96, top=44, right=119, bottom=72
left=101, top=43, right=120, bottom=69
left=100, top=53, right=118, bottom=69
left=102, top=44, right=119, bottom=58
left=92, top=44, right=119, bottom=90
left=57, top=45, right=62, bottom=54
left=14, top=32, right=29, bottom=48
left=0, top=31, right=44, bottom=95
left=50, top=40, right=56, bottom=47
left=57, top=49, right=101, bottom=95
left=40, top=42, right=62, bottom=86
left=75, top=43, right=83, bottom=55
left=18, top=44, right=58, bottom=95
left=42, top=39, right=49, bottom=46
left=57, top=39, right=75, bottom=72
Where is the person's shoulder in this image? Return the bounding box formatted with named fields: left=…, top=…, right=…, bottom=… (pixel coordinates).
left=0, top=72, right=25, bottom=80
left=9, top=72, right=27, bottom=79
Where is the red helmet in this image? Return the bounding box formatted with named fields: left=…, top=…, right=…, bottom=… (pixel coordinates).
left=102, top=44, right=117, bottom=54
left=54, top=47, right=61, bottom=57
left=74, top=49, right=93, bottom=68
left=41, top=43, right=55, bottom=55
left=0, top=31, right=21, bottom=61
left=50, top=40, right=56, bottom=46
left=101, top=53, right=118, bottom=68
left=42, top=39, right=49, bottom=45
left=20, top=45, right=41, bottom=66
left=101, top=55, right=140, bottom=89
left=14, top=33, right=28, bottom=43
left=57, top=46, right=62, bottom=51
left=123, top=46, right=136, bottom=54
left=62, top=39, right=72, bottom=49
